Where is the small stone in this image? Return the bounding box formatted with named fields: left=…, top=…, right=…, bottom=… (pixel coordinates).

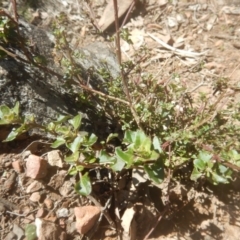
left=26, top=154, right=48, bottom=179
left=26, top=180, right=44, bottom=193
left=36, top=208, right=47, bottom=218
left=44, top=198, right=53, bottom=209
left=29, top=192, right=41, bottom=202
left=12, top=160, right=23, bottom=173
left=57, top=208, right=69, bottom=218
left=74, top=206, right=101, bottom=234
left=47, top=150, right=64, bottom=168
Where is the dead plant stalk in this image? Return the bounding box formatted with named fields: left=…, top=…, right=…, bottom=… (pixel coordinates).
left=113, top=0, right=143, bottom=130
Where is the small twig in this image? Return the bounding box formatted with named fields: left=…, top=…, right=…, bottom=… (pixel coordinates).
left=143, top=205, right=169, bottom=240
left=120, top=0, right=136, bottom=29
left=84, top=1, right=101, bottom=32
left=11, top=0, right=18, bottom=23
left=87, top=194, right=116, bottom=229
left=86, top=196, right=114, bottom=239
left=113, top=0, right=122, bottom=65
left=147, top=32, right=208, bottom=58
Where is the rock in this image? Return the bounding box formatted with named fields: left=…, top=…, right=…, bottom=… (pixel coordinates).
left=29, top=192, right=41, bottom=202
left=35, top=218, right=66, bottom=240
left=0, top=17, right=119, bottom=139
left=26, top=180, right=44, bottom=193
left=74, top=206, right=101, bottom=234
left=47, top=150, right=64, bottom=168
left=26, top=154, right=48, bottom=179
left=44, top=198, right=54, bottom=210
left=12, top=160, right=23, bottom=173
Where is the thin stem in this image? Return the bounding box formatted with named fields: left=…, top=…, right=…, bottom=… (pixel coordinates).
left=112, top=0, right=143, bottom=130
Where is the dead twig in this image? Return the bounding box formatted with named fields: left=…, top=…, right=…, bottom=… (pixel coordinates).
left=147, top=32, right=208, bottom=58
left=86, top=194, right=116, bottom=230
left=113, top=0, right=143, bottom=130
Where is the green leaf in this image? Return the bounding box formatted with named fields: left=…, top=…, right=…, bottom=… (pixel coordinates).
left=65, top=151, right=79, bottom=163
left=123, top=130, right=135, bottom=144
left=198, top=151, right=212, bottom=163
left=153, top=136, right=163, bottom=153
left=0, top=119, right=10, bottom=125
left=144, top=159, right=164, bottom=184
left=190, top=168, right=202, bottom=181
left=67, top=135, right=83, bottom=153
left=0, top=105, right=10, bottom=117
left=75, top=173, right=92, bottom=196
left=211, top=172, right=229, bottom=184
left=106, top=133, right=118, bottom=143
left=54, top=115, right=71, bottom=124
left=68, top=165, right=84, bottom=175
left=51, top=137, right=66, bottom=148
left=46, top=122, right=56, bottom=131
left=115, top=147, right=133, bottom=168
left=69, top=114, right=82, bottom=131
left=25, top=224, right=37, bottom=240
left=83, top=133, right=98, bottom=147
left=193, top=158, right=206, bottom=171
left=133, top=130, right=143, bottom=149
left=3, top=129, right=19, bottom=142
left=149, top=150, right=160, bottom=161
left=111, top=156, right=125, bottom=171
left=137, top=131, right=152, bottom=152
left=99, top=150, right=116, bottom=164
left=55, top=125, right=70, bottom=135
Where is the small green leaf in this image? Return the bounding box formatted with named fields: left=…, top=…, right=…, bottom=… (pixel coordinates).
left=106, top=133, right=118, bottom=143
left=144, top=159, right=164, bottom=184
left=25, top=224, right=37, bottom=240
left=133, top=130, right=144, bottom=149
left=111, top=156, right=125, bottom=171
left=115, top=147, right=133, bottom=168
left=55, top=125, right=70, bottom=135
left=0, top=105, right=10, bottom=117
left=46, top=122, right=56, bottom=131
left=0, top=119, right=10, bottom=125
left=51, top=137, right=66, bottom=148
left=69, top=114, right=82, bottom=131
left=65, top=151, right=79, bottom=163
left=68, top=165, right=84, bottom=175
left=54, top=115, right=71, bottom=124
left=83, top=133, right=98, bottom=147
left=3, top=129, right=19, bottom=142
left=67, top=135, right=83, bottom=153
left=123, top=130, right=135, bottom=144
left=99, top=150, right=116, bottom=164
left=75, top=173, right=92, bottom=196
left=198, top=151, right=212, bottom=163
left=190, top=168, right=202, bottom=181
left=193, top=158, right=206, bottom=170
left=211, top=172, right=229, bottom=184
left=153, top=136, right=163, bottom=153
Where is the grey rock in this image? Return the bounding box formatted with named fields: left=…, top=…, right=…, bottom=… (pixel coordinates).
left=0, top=19, right=119, bottom=137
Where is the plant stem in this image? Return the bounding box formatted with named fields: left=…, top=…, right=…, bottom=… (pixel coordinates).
left=113, top=0, right=143, bottom=130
